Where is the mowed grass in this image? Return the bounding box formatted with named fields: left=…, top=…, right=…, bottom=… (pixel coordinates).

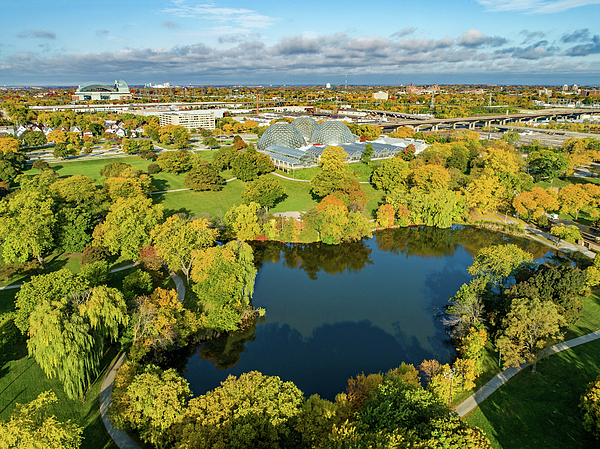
left=464, top=338, right=600, bottom=449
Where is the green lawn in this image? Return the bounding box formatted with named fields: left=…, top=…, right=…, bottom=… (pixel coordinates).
left=464, top=338, right=600, bottom=449
left=0, top=252, right=82, bottom=288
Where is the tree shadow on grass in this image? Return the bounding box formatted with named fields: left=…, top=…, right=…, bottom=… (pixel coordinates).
left=151, top=178, right=169, bottom=192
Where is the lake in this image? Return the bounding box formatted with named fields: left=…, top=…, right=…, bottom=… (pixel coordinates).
left=181, top=226, right=551, bottom=400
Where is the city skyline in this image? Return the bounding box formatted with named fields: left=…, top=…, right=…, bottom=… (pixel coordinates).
left=1, top=0, right=600, bottom=86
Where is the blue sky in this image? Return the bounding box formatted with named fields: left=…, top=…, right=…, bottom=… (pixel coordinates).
left=1, top=0, right=600, bottom=86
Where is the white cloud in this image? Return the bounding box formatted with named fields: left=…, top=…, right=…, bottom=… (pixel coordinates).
left=477, top=0, right=600, bottom=13
left=161, top=1, right=277, bottom=29
left=458, top=29, right=507, bottom=47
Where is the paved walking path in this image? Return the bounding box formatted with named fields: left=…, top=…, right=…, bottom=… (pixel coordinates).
left=98, top=269, right=185, bottom=449
left=271, top=172, right=310, bottom=182
left=455, top=328, right=600, bottom=417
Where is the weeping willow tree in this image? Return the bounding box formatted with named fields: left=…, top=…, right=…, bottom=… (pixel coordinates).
left=28, top=286, right=128, bottom=400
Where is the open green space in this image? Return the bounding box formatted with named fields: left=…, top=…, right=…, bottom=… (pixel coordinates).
left=464, top=337, right=600, bottom=449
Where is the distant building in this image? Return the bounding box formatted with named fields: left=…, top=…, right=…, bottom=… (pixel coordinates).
left=326, top=83, right=331, bottom=89
left=145, top=82, right=171, bottom=88
left=373, top=91, right=389, bottom=101
left=539, top=89, right=553, bottom=97
left=583, top=90, right=600, bottom=98
left=72, top=80, right=132, bottom=102
left=159, top=110, right=216, bottom=130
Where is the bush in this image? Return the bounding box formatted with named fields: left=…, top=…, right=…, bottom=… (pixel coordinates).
left=79, top=260, right=109, bottom=287
left=147, top=163, right=161, bottom=174
left=123, top=269, right=154, bottom=302
left=100, top=162, right=132, bottom=178
left=32, top=160, right=50, bottom=171
left=81, top=246, right=109, bottom=266
left=581, top=374, right=600, bottom=439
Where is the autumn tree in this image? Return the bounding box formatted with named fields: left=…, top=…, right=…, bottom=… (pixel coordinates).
left=157, top=150, right=194, bottom=173
left=497, top=297, right=564, bottom=370
left=559, top=183, right=591, bottom=220
left=466, top=175, right=508, bottom=213
left=371, top=157, right=410, bottom=193
left=241, top=176, right=286, bottom=211
left=550, top=224, right=582, bottom=244
left=151, top=215, right=218, bottom=283
left=224, top=202, right=262, bottom=240
left=581, top=374, right=600, bottom=439
left=111, top=364, right=191, bottom=448
left=468, top=244, right=534, bottom=292
left=376, top=203, right=396, bottom=228
left=411, top=164, right=451, bottom=192
left=320, top=146, right=348, bottom=173
left=185, top=163, right=224, bottom=191
left=512, top=187, right=558, bottom=223
left=0, top=137, right=20, bottom=154
left=92, top=196, right=163, bottom=260
left=176, top=371, right=303, bottom=449
left=0, top=391, right=83, bottom=449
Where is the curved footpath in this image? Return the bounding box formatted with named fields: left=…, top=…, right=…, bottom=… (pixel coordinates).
left=454, top=328, right=600, bottom=417
left=98, top=271, right=186, bottom=449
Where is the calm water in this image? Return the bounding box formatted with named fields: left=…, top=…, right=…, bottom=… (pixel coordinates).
left=182, top=226, right=551, bottom=400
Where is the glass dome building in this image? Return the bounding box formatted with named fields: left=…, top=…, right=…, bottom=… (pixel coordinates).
left=291, top=116, right=319, bottom=142
left=258, top=122, right=306, bottom=151
left=310, top=120, right=355, bottom=145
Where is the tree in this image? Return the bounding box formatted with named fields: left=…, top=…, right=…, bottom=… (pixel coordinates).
left=466, top=175, right=508, bottom=213
left=512, top=187, right=558, bottom=223
left=191, top=240, right=257, bottom=332
left=47, top=130, right=67, bottom=144
left=0, top=188, right=56, bottom=267
left=14, top=268, right=88, bottom=334
left=184, top=163, right=224, bottom=191
left=28, top=286, right=128, bottom=399
left=53, top=143, right=76, bottom=159
left=376, top=203, right=395, bottom=228
left=32, top=159, right=50, bottom=171
left=371, top=157, right=410, bottom=193
left=550, top=224, right=582, bottom=244
left=320, top=145, right=348, bottom=173
left=0, top=150, right=26, bottom=183
left=581, top=374, right=600, bottom=439
left=0, top=137, right=20, bottom=154
left=468, top=244, right=534, bottom=291
left=202, top=136, right=218, bottom=148
left=497, top=297, right=564, bottom=370
left=411, top=165, right=451, bottom=192
left=241, top=176, right=286, bottom=211
left=362, top=143, right=374, bottom=164
left=113, top=364, right=191, bottom=448
left=157, top=150, right=194, bottom=173
left=446, top=279, right=486, bottom=338
left=92, top=196, right=163, bottom=260
left=224, top=202, right=262, bottom=241
left=176, top=371, right=303, bottom=449
left=0, top=391, right=83, bottom=449
left=89, top=123, right=104, bottom=137
left=559, top=184, right=591, bottom=220
left=151, top=215, right=218, bottom=283
left=231, top=152, right=259, bottom=181
left=310, top=171, right=361, bottom=199
left=501, top=132, right=520, bottom=146
left=404, top=188, right=464, bottom=229
left=21, top=130, right=47, bottom=147
left=122, top=138, right=140, bottom=154
left=527, top=149, right=568, bottom=183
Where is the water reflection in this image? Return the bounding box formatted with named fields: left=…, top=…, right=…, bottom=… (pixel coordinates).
left=183, top=226, right=551, bottom=400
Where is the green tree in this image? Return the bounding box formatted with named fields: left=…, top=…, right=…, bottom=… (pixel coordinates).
left=0, top=391, right=83, bottom=449
left=151, top=215, right=218, bottom=283
left=224, top=202, right=262, bottom=241
left=0, top=150, right=26, bottom=183
left=184, top=163, right=224, bottom=191
left=501, top=132, right=520, bottom=146
left=231, top=152, right=259, bottom=181
left=21, top=130, right=47, bottom=147
left=362, top=143, right=374, bottom=164
left=176, top=371, right=303, bottom=449
left=15, top=268, right=89, bottom=334
left=371, top=157, right=410, bottom=193
left=157, top=150, right=194, bottom=173
left=527, top=149, right=568, bottom=183
left=122, top=138, right=140, bottom=154
left=28, top=286, right=128, bottom=399
left=0, top=188, right=56, bottom=267
left=89, top=123, right=104, bottom=137
left=550, top=224, right=582, bottom=244
left=92, top=196, right=163, bottom=260
left=112, top=364, right=191, bottom=448
left=202, top=136, right=218, bottom=148
left=191, top=240, right=256, bottom=333
left=468, top=244, right=534, bottom=292
left=310, top=171, right=361, bottom=199
left=497, top=297, right=564, bottom=370
left=242, top=176, right=286, bottom=211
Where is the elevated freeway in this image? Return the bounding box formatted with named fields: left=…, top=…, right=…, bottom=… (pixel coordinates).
left=362, top=108, right=600, bottom=133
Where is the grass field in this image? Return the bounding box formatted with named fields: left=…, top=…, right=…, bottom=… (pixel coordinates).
left=464, top=338, right=600, bottom=449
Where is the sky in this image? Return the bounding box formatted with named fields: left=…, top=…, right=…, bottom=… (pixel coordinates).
left=1, top=0, right=600, bottom=86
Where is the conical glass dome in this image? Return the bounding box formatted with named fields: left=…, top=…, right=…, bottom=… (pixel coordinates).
left=258, top=122, right=306, bottom=150
left=291, top=116, right=319, bottom=142
left=310, top=120, right=355, bottom=145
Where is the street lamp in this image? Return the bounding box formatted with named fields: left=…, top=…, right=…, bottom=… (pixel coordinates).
left=444, top=367, right=457, bottom=408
